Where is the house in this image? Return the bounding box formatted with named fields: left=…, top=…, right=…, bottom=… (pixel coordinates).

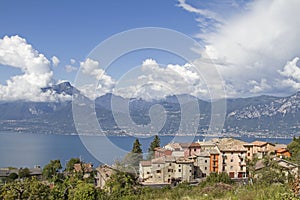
left=206, top=138, right=248, bottom=178
left=252, top=141, right=275, bottom=158
left=139, top=156, right=195, bottom=184
left=194, top=151, right=211, bottom=178
left=275, top=148, right=291, bottom=158
left=154, top=147, right=172, bottom=158
left=254, top=157, right=299, bottom=181
left=74, top=163, right=94, bottom=178
left=164, top=143, right=184, bottom=157
left=180, top=143, right=201, bottom=157
left=95, top=165, right=116, bottom=189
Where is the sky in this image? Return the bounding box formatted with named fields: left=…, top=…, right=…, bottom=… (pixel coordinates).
left=0, top=0, right=300, bottom=101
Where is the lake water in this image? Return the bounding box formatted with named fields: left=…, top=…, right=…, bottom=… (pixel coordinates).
left=0, top=132, right=292, bottom=168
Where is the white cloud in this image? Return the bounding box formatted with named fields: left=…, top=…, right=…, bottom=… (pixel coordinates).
left=278, top=57, right=300, bottom=82
left=70, top=58, right=76, bottom=64
left=51, top=56, right=60, bottom=67
left=180, top=0, right=300, bottom=97
left=0, top=35, right=57, bottom=101
left=113, top=58, right=209, bottom=100
left=77, top=58, right=115, bottom=99
left=277, top=57, right=300, bottom=90
left=65, top=65, right=78, bottom=73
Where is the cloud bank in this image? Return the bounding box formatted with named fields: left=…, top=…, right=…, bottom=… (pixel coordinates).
left=0, top=35, right=70, bottom=101
left=179, top=0, right=300, bottom=97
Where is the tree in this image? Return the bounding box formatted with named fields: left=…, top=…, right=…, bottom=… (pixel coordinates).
left=288, top=136, right=300, bottom=164
left=71, top=182, right=97, bottom=200
left=148, top=135, right=160, bottom=159
left=105, top=171, right=137, bottom=198
left=19, top=167, right=30, bottom=179
left=7, top=172, right=18, bottom=181
left=65, top=158, right=81, bottom=172
left=0, top=177, right=50, bottom=199
left=131, top=139, right=142, bottom=154
left=42, top=160, right=62, bottom=180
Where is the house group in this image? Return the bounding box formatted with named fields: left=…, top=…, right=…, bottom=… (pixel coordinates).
left=139, top=138, right=294, bottom=185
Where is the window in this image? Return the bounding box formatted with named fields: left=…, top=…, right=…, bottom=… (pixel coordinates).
left=240, top=166, right=243, bottom=171
left=158, top=164, right=160, bottom=167
left=147, top=172, right=150, bottom=174
left=156, top=170, right=161, bottom=173
left=222, top=166, right=225, bottom=171
left=178, top=169, right=181, bottom=172
left=179, top=165, right=181, bottom=167
left=230, top=166, right=233, bottom=169
left=189, top=170, right=192, bottom=172
left=204, top=167, right=207, bottom=170
left=168, top=169, right=173, bottom=172
left=231, top=152, right=233, bottom=155
left=248, top=153, right=250, bottom=156
left=169, top=163, right=172, bottom=166
left=194, top=148, right=197, bottom=151
left=205, top=160, right=207, bottom=163
left=230, top=159, right=234, bottom=162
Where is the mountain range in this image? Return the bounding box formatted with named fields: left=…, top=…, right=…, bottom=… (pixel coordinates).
left=0, top=82, right=299, bottom=137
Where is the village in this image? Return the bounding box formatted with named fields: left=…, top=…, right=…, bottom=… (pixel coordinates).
left=94, top=137, right=298, bottom=189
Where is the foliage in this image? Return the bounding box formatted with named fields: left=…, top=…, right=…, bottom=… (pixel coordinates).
left=18, top=167, right=30, bottom=179
left=288, top=136, right=300, bottom=164
left=131, top=139, right=142, bottom=154
left=0, top=177, right=50, bottom=200
left=254, top=156, right=287, bottom=185
left=71, top=181, right=97, bottom=200
left=147, top=135, right=160, bottom=159
left=7, top=172, right=18, bottom=181
left=202, top=172, right=234, bottom=186
left=105, top=171, right=138, bottom=198
left=42, top=159, right=62, bottom=181
left=65, top=157, right=81, bottom=172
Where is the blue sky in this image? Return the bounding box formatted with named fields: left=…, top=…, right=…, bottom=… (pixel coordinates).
left=0, top=0, right=198, bottom=82
left=1, top=0, right=300, bottom=101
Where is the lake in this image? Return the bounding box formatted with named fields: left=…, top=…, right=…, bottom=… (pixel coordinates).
left=0, top=132, right=292, bottom=168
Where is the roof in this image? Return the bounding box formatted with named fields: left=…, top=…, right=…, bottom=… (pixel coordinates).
left=208, top=138, right=247, bottom=152
left=275, top=144, right=287, bottom=150
left=179, top=142, right=200, bottom=148
left=252, top=141, right=275, bottom=147
left=255, top=158, right=298, bottom=171
left=176, top=157, right=194, bottom=164
left=151, top=157, right=166, bottom=164
left=140, top=160, right=151, bottom=167
left=74, top=163, right=93, bottom=173
left=276, top=148, right=289, bottom=153
left=154, top=147, right=172, bottom=155
left=164, top=143, right=182, bottom=151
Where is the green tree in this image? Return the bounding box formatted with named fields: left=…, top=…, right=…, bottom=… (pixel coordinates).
left=7, top=172, right=18, bottom=182
left=132, top=139, right=142, bottom=154
left=288, top=136, right=300, bottom=164
left=105, top=171, right=137, bottom=198
left=18, top=167, right=30, bottom=179
left=71, top=181, right=97, bottom=200
left=147, top=135, right=160, bottom=159
left=65, top=158, right=81, bottom=172
left=0, top=177, right=50, bottom=200
left=42, top=159, right=62, bottom=180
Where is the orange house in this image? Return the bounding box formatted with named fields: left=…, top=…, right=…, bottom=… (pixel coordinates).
left=210, top=153, right=219, bottom=173
left=275, top=148, right=291, bottom=158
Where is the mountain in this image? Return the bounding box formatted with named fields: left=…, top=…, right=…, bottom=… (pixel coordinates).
left=0, top=82, right=300, bottom=137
